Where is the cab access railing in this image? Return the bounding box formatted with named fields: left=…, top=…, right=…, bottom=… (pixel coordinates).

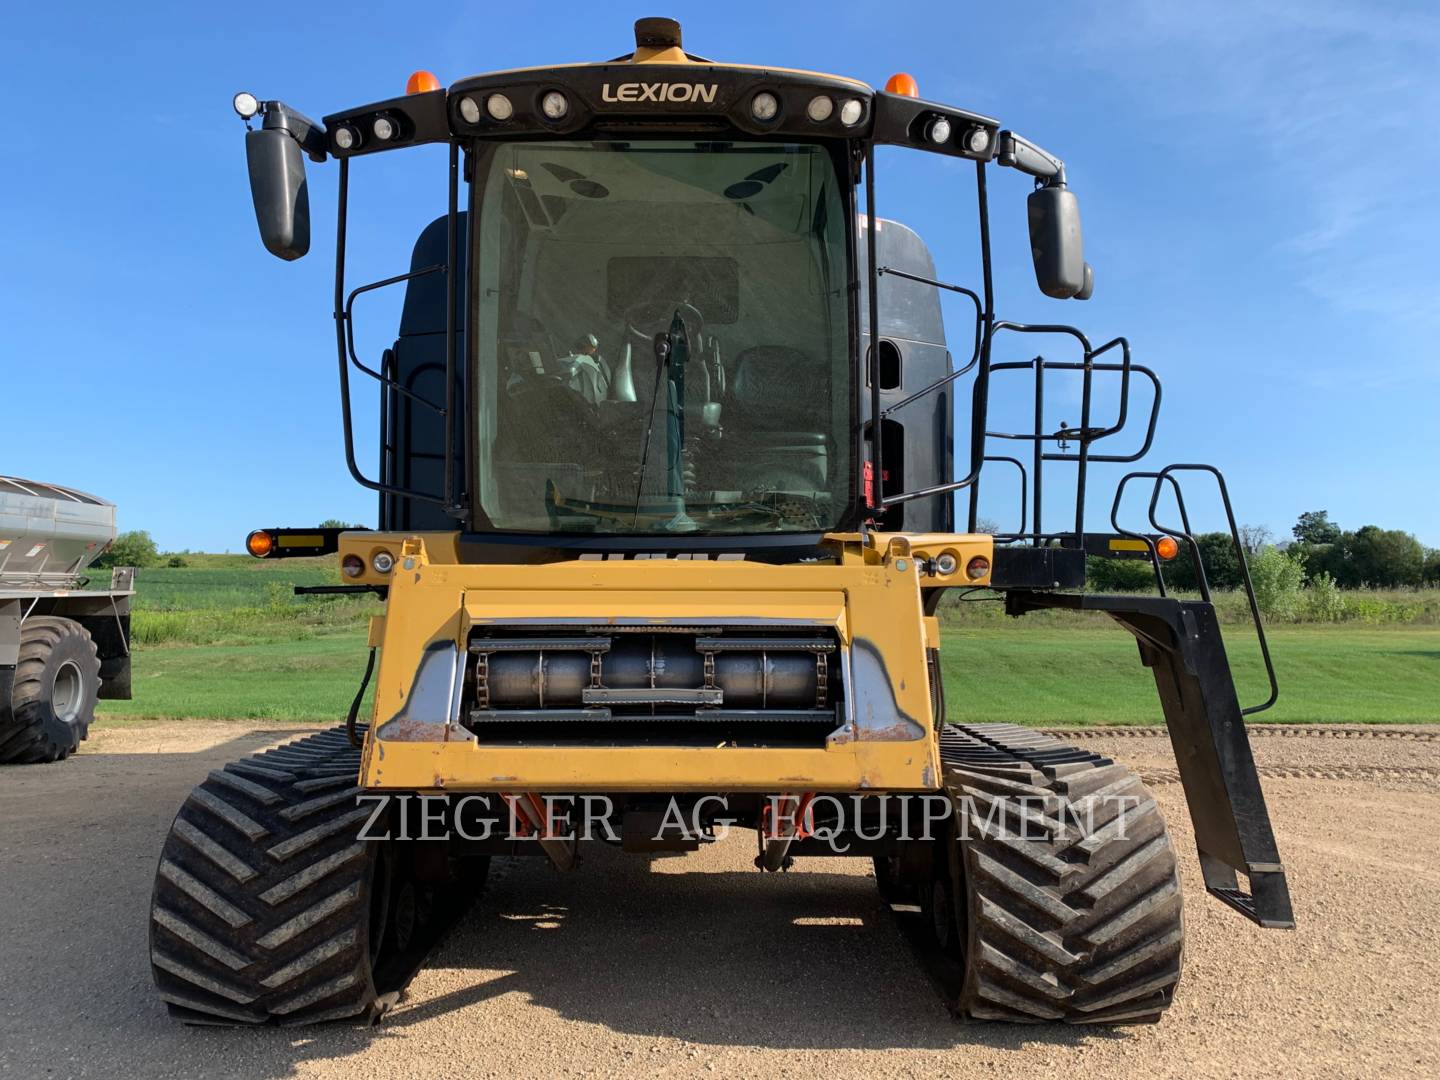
left=869, top=274, right=1275, bottom=714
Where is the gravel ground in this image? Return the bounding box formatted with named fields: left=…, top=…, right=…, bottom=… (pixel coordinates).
left=1, top=720, right=1437, bottom=1080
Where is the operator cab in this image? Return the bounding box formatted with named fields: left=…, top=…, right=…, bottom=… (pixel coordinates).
left=237, top=15, right=1091, bottom=551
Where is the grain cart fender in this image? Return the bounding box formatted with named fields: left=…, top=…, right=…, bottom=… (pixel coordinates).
left=1006, top=590, right=1294, bottom=928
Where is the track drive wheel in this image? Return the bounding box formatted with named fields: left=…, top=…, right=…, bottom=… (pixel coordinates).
left=939, top=723, right=1184, bottom=1024
left=149, top=726, right=481, bottom=1025
left=0, top=616, right=100, bottom=764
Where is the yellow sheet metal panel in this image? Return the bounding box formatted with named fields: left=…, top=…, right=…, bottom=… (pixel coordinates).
left=337, top=531, right=461, bottom=587
left=363, top=740, right=939, bottom=794
left=358, top=536, right=943, bottom=794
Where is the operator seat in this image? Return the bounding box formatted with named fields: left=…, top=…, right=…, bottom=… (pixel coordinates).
left=728, top=345, right=829, bottom=492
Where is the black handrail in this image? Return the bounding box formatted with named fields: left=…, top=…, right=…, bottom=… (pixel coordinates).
left=1111, top=464, right=1279, bottom=715
left=332, top=154, right=461, bottom=510
left=981, top=455, right=1027, bottom=535
left=1156, top=464, right=1278, bottom=715
left=344, top=267, right=447, bottom=411
left=874, top=265, right=982, bottom=418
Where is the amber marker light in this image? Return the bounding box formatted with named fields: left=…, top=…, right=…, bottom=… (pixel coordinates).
left=1156, top=536, right=1180, bottom=561
left=406, top=70, right=440, bottom=95
left=885, top=72, right=919, bottom=97
left=245, top=530, right=274, bottom=559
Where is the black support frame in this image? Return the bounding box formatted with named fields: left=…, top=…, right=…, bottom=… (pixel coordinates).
left=1005, top=589, right=1294, bottom=928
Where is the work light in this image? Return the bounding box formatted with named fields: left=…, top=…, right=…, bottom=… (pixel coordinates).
left=232, top=91, right=259, bottom=120
left=486, top=93, right=515, bottom=121
left=750, top=92, right=779, bottom=122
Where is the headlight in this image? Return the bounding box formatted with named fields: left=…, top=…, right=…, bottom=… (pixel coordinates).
left=926, top=116, right=952, bottom=145
left=963, top=126, right=991, bottom=155
left=458, top=95, right=481, bottom=124
left=372, top=550, right=395, bottom=574
left=333, top=124, right=360, bottom=151
left=541, top=91, right=569, bottom=120
left=839, top=98, right=864, bottom=126
left=372, top=115, right=398, bottom=141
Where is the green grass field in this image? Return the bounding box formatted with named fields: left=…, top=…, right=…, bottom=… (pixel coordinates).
left=90, top=560, right=1440, bottom=726
left=940, top=625, right=1440, bottom=725
left=94, top=624, right=1440, bottom=726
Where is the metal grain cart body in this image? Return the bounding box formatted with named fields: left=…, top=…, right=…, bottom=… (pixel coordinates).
left=0, top=476, right=132, bottom=763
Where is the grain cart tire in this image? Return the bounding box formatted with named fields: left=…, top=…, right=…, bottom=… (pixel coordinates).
left=0, top=617, right=100, bottom=764
left=149, top=727, right=472, bottom=1026
left=939, top=723, right=1184, bottom=1024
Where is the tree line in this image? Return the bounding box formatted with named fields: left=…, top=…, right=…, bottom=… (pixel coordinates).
left=1091, top=509, right=1439, bottom=592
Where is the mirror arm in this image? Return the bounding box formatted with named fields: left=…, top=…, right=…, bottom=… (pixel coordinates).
left=258, top=100, right=329, bottom=164
left=997, top=130, right=1066, bottom=186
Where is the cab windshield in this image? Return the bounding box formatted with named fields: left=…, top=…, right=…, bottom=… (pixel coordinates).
left=472, top=140, right=852, bottom=534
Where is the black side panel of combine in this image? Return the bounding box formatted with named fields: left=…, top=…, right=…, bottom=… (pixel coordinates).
left=381, top=213, right=468, bottom=532
left=858, top=219, right=954, bottom=533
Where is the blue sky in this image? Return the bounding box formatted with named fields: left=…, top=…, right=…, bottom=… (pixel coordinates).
left=2, top=1, right=1436, bottom=550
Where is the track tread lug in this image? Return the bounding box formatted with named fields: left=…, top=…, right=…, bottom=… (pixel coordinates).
left=936, top=723, right=1185, bottom=1027
left=149, top=725, right=459, bottom=1027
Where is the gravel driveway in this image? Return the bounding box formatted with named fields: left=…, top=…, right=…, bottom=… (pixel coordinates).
left=1, top=721, right=1436, bottom=1079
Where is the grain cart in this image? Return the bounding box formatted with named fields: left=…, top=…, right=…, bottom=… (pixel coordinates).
left=149, top=18, right=1293, bottom=1027
left=0, top=476, right=132, bottom=763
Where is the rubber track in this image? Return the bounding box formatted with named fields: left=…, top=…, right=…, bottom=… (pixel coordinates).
left=1039, top=725, right=1440, bottom=742
left=149, top=727, right=382, bottom=1025
left=0, top=617, right=99, bottom=764
left=940, top=723, right=1184, bottom=1024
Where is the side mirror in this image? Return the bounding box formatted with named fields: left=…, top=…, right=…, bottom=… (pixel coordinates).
left=1027, top=183, right=1093, bottom=300
left=245, top=128, right=310, bottom=261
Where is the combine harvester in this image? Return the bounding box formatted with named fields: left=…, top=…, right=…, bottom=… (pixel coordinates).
left=0, top=477, right=132, bottom=762
left=149, top=18, right=1292, bottom=1026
